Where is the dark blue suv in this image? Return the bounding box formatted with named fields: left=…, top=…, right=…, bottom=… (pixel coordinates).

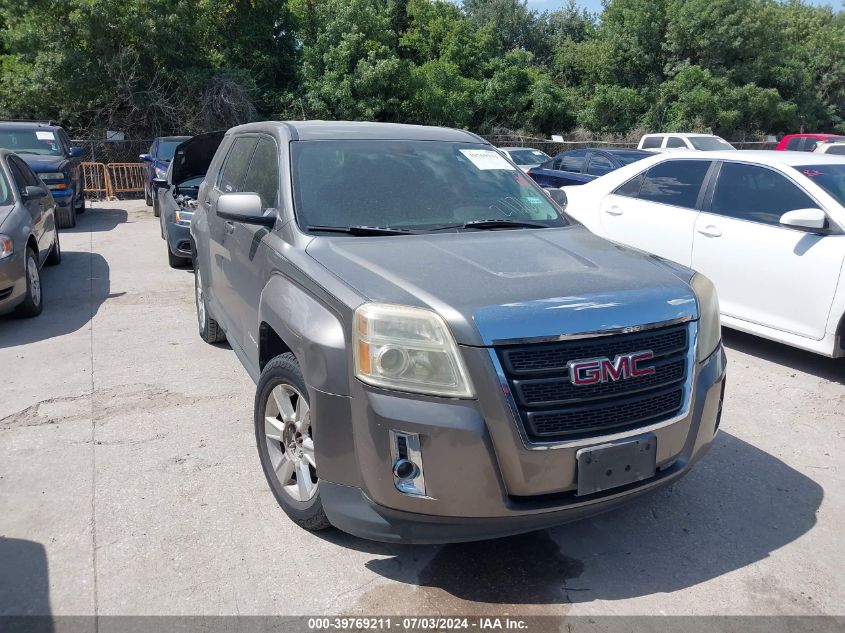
left=140, top=136, right=190, bottom=216
left=0, top=121, right=85, bottom=228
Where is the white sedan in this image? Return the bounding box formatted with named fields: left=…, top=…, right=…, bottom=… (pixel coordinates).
left=562, top=150, right=845, bottom=357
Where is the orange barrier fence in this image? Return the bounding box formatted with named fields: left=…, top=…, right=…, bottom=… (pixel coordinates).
left=83, top=162, right=147, bottom=200
left=81, top=162, right=111, bottom=198
left=107, top=163, right=146, bottom=195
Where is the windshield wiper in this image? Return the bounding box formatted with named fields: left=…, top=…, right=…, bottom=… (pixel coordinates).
left=306, top=225, right=418, bottom=236
left=428, top=219, right=550, bottom=231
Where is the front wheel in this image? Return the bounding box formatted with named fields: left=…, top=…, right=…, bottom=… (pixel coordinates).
left=145, top=184, right=153, bottom=206
left=255, top=353, right=331, bottom=532
left=14, top=248, right=43, bottom=317
left=194, top=266, right=225, bottom=343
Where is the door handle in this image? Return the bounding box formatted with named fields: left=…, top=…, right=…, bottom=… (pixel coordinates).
left=224, top=221, right=235, bottom=234
left=604, top=206, right=623, bottom=216
left=697, top=225, right=722, bottom=237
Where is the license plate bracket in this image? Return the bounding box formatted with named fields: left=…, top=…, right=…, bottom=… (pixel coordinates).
left=576, top=434, right=657, bottom=496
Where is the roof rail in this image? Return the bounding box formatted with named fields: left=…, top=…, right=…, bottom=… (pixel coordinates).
left=1, top=119, right=60, bottom=127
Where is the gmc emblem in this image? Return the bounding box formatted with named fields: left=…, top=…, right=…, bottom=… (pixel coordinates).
left=568, top=351, right=656, bottom=386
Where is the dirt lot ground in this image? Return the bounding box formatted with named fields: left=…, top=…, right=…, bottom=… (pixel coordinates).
left=1, top=201, right=843, bottom=621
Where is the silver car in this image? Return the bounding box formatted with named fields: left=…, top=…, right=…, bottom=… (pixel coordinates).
left=0, top=149, right=61, bottom=317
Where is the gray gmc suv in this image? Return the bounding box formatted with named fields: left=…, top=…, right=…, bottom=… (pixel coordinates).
left=191, top=121, right=727, bottom=543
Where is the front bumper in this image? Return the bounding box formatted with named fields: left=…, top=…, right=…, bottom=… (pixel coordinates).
left=166, top=221, right=192, bottom=257
left=0, top=252, right=27, bottom=315
left=315, top=342, right=727, bottom=544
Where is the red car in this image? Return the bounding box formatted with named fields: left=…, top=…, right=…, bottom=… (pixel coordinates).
left=776, top=133, right=845, bottom=152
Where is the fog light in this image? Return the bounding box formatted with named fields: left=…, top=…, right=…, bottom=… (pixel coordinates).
left=390, top=430, right=426, bottom=496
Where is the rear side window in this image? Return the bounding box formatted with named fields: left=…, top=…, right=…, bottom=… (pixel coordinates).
left=826, top=145, right=845, bottom=155
left=641, top=136, right=663, bottom=149
left=666, top=137, right=686, bottom=148
left=553, top=150, right=587, bottom=172
left=711, top=162, right=817, bottom=225
left=585, top=154, right=615, bottom=176
left=786, top=137, right=804, bottom=151
left=637, top=160, right=711, bottom=209
left=218, top=137, right=258, bottom=193
left=241, top=138, right=280, bottom=208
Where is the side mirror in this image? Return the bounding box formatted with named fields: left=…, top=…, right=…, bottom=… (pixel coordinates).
left=152, top=177, right=170, bottom=190
left=545, top=188, right=568, bottom=208
left=139, top=153, right=152, bottom=162
left=68, top=147, right=84, bottom=158
left=24, top=185, right=48, bottom=200
left=217, top=193, right=276, bottom=227
left=779, top=208, right=826, bottom=231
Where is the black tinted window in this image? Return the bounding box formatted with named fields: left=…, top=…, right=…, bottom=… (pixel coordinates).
left=827, top=145, right=845, bottom=156
left=641, top=136, right=663, bottom=149
left=555, top=150, right=587, bottom=172
left=712, top=162, right=817, bottom=225
left=241, top=138, right=279, bottom=208
left=614, top=174, right=643, bottom=198
left=666, top=136, right=686, bottom=148
left=218, top=137, right=258, bottom=193
left=786, top=137, right=803, bottom=151
left=9, top=157, right=38, bottom=189
left=586, top=154, right=614, bottom=176
left=638, top=160, right=710, bottom=208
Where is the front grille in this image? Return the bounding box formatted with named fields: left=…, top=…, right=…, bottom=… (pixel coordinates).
left=496, top=323, right=690, bottom=442
left=0, top=287, right=12, bottom=301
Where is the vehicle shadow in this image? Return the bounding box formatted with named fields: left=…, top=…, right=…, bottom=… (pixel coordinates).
left=353, top=432, right=821, bottom=605
left=63, top=207, right=128, bottom=233
left=722, top=328, right=843, bottom=385
left=0, top=251, right=120, bottom=349
left=0, top=537, right=53, bottom=630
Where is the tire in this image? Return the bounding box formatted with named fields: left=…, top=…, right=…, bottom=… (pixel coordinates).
left=56, top=205, right=76, bottom=229
left=153, top=194, right=160, bottom=218
left=145, top=184, right=153, bottom=207
left=46, top=231, right=61, bottom=266
left=255, top=353, right=331, bottom=532
left=14, top=248, right=43, bottom=318
left=76, top=196, right=86, bottom=214
left=167, top=243, right=189, bottom=268
left=194, top=265, right=226, bottom=343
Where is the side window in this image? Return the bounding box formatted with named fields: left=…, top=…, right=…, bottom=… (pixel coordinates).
left=804, top=139, right=819, bottom=152
left=241, top=138, right=280, bottom=209
left=57, top=129, right=71, bottom=153
left=10, top=157, right=38, bottom=187
left=614, top=174, right=644, bottom=198
left=666, top=136, right=686, bottom=149
left=218, top=136, right=258, bottom=193
left=559, top=150, right=587, bottom=172
left=786, top=137, right=803, bottom=151
left=638, top=160, right=711, bottom=209
left=641, top=136, right=663, bottom=149
left=827, top=145, right=845, bottom=156
left=710, top=162, right=817, bottom=226
left=8, top=160, right=28, bottom=195
left=585, top=154, right=614, bottom=177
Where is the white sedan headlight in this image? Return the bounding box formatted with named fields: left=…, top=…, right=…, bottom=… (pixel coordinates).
left=353, top=303, right=474, bottom=398
left=691, top=273, right=721, bottom=361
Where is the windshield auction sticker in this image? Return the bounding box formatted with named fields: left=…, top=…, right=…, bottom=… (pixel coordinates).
left=459, top=149, right=516, bottom=170
left=35, top=131, right=56, bottom=140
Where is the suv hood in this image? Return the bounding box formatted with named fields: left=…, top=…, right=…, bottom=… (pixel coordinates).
left=306, top=226, right=699, bottom=346
left=171, top=131, right=224, bottom=186
left=18, top=154, right=68, bottom=173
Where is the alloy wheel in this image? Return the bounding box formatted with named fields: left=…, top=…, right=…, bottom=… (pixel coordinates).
left=28, top=256, right=41, bottom=307
left=263, top=383, right=317, bottom=502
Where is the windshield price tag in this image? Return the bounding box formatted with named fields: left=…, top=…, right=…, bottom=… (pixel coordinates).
left=459, top=149, right=515, bottom=171
left=35, top=131, right=55, bottom=140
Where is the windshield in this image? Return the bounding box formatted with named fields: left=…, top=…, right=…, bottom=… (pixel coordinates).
left=157, top=140, right=184, bottom=161
left=689, top=137, right=735, bottom=151
left=506, top=149, right=550, bottom=166
left=796, top=164, right=845, bottom=206
left=0, top=169, right=12, bottom=205
left=291, top=140, right=567, bottom=232
left=0, top=129, right=63, bottom=156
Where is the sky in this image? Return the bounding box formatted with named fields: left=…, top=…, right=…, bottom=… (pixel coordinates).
left=530, top=0, right=842, bottom=13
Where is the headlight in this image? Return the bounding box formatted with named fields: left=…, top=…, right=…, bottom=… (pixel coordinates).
left=38, top=172, right=64, bottom=181
left=154, top=166, right=167, bottom=178
left=174, top=210, right=193, bottom=226
left=353, top=303, right=474, bottom=398
left=691, top=273, right=721, bottom=361
left=0, top=235, right=12, bottom=260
